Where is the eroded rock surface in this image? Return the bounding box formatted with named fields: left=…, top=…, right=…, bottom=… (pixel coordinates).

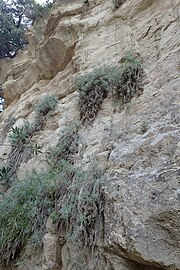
left=0, top=0, right=179, bottom=269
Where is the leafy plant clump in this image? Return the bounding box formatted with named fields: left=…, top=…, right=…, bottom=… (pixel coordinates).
left=0, top=166, right=12, bottom=190
left=5, top=95, right=58, bottom=183
left=34, top=94, right=58, bottom=130
left=76, top=52, right=144, bottom=124
left=116, top=52, right=144, bottom=103
left=0, top=123, right=109, bottom=266
left=46, top=122, right=79, bottom=166
left=0, top=116, right=16, bottom=141
left=0, top=169, right=58, bottom=265
left=7, top=122, right=35, bottom=182
left=0, top=160, right=108, bottom=265
left=35, top=95, right=58, bottom=117
left=9, top=123, right=34, bottom=147
left=56, top=161, right=107, bottom=250
left=76, top=66, right=118, bottom=124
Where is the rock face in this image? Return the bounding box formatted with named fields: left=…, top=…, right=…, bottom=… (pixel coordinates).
left=0, top=0, right=179, bottom=269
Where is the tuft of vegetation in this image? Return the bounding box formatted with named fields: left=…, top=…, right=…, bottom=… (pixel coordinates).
left=76, top=52, right=144, bottom=124
left=56, top=160, right=106, bottom=250
left=0, top=169, right=59, bottom=264
left=9, top=123, right=33, bottom=147
left=46, top=122, right=79, bottom=166
left=7, top=122, right=35, bottom=181
left=34, top=95, right=58, bottom=117
left=30, top=143, right=42, bottom=155
left=0, top=116, right=16, bottom=141
left=0, top=123, right=109, bottom=266
left=0, top=166, right=12, bottom=190
left=34, top=94, right=58, bottom=131
left=140, top=118, right=148, bottom=134
left=0, top=160, right=108, bottom=265
left=115, top=52, right=144, bottom=103
left=5, top=95, right=58, bottom=182
left=76, top=66, right=118, bottom=124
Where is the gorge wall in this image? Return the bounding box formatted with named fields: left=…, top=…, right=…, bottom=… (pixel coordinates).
left=0, top=0, right=180, bottom=269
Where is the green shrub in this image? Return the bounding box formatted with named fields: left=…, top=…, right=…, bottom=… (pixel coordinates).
left=46, top=122, right=79, bottom=166
left=33, top=95, right=58, bottom=131
left=0, top=121, right=109, bottom=265
left=0, top=166, right=12, bottom=190
left=0, top=159, right=108, bottom=265
left=76, top=52, right=144, bottom=124
left=116, top=52, right=144, bottom=103
left=76, top=66, right=120, bottom=124
left=7, top=122, right=35, bottom=180
left=0, top=121, right=108, bottom=265
left=34, top=94, right=58, bottom=117
left=29, top=143, right=42, bottom=155
left=140, top=118, right=148, bottom=134
left=6, top=94, right=58, bottom=180
left=9, top=122, right=33, bottom=147
left=0, top=169, right=58, bottom=265
left=56, top=160, right=107, bottom=249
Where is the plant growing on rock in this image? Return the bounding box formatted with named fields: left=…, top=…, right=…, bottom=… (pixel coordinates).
left=5, top=95, right=58, bottom=182
left=46, top=122, right=79, bottom=166
left=0, top=120, right=109, bottom=265
left=116, top=52, right=144, bottom=103
left=0, top=116, right=16, bottom=141
left=0, top=169, right=59, bottom=265
left=76, top=66, right=119, bottom=124
left=76, top=52, right=144, bottom=124
left=0, top=118, right=111, bottom=266
left=0, top=166, right=12, bottom=190
left=34, top=94, right=58, bottom=130
left=56, top=160, right=107, bottom=250
left=46, top=124, right=107, bottom=250
left=140, top=118, right=149, bottom=134
left=34, top=94, right=58, bottom=117
left=9, top=123, right=33, bottom=147
left=29, top=143, right=42, bottom=155
left=7, top=121, right=35, bottom=179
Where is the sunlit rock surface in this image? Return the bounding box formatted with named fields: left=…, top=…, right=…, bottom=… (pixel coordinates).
left=0, top=0, right=179, bottom=269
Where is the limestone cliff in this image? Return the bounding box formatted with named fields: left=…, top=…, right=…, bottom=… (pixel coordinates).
left=0, top=0, right=179, bottom=269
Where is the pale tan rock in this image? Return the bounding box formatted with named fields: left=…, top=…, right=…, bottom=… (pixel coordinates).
left=43, top=233, right=61, bottom=270
left=0, top=0, right=179, bottom=269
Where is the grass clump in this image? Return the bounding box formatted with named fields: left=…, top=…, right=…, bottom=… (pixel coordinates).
left=34, top=94, right=58, bottom=116
left=116, top=52, right=144, bottom=103
left=7, top=122, right=35, bottom=181
left=9, top=123, right=34, bottom=147
left=46, top=122, right=79, bottom=166
left=56, top=161, right=107, bottom=249
left=76, top=52, right=144, bottom=124
left=0, top=169, right=58, bottom=265
left=34, top=94, right=58, bottom=130
left=76, top=66, right=119, bottom=124
left=0, top=166, right=12, bottom=190
left=5, top=95, right=58, bottom=183
left=0, top=116, right=16, bottom=142
left=140, top=118, right=148, bottom=134
left=0, top=123, right=109, bottom=266
left=0, top=160, right=108, bottom=265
